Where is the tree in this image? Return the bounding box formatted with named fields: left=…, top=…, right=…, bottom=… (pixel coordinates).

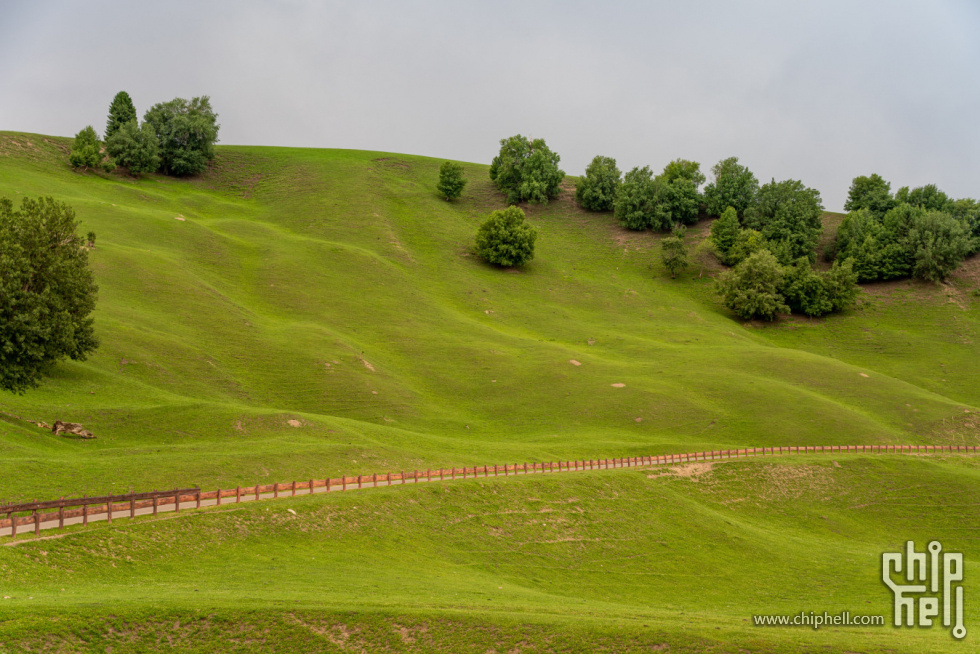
left=703, top=156, right=758, bottom=217
left=908, top=210, right=971, bottom=282
left=727, top=228, right=766, bottom=266
left=68, top=126, right=103, bottom=170
left=823, top=258, right=859, bottom=313
left=105, top=91, right=137, bottom=141
left=710, top=206, right=740, bottom=263
left=661, top=176, right=701, bottom=226
left=745, top=178, right=824, bottom=263
left=0, top=197, right=99, bottom=393
left=660, top=227, right=688, bottom=278
left=896, top=184, right=953, bottom=213
left=834, top=209, right=887, bottom=281
left=475, top=205, right=538, bottom=267
left=489, top=135, right=564, bottom=204
left=657, top=158, right=706, bottom=188
left=950, top=198, right=980, bottom=254
left=781, top=258, right=831, bottom=317
left=106, top=119, right=160, bottom=176
left=143, top=96, right=220, bottom=176
left=614, top=166, right=660, bottom=230
left=843, top=173, right=895, bottom=219
left=437, top=161, right=466, bottom=201
left=716, top=249, right=788, bottom=321
left=575, top=155, right=621, bottom=212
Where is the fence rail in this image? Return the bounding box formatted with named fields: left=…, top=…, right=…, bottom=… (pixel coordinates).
left=2, top=444, right=977, bottom=539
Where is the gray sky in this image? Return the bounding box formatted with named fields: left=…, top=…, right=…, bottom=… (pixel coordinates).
left=1, top=0, right=978, bottom=210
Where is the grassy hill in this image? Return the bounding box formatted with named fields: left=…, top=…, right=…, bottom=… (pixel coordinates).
left=0, top=132, right=978, bottom=651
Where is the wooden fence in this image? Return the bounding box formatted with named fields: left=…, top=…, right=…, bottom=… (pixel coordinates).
left=2, top=444, right=977, bottom=539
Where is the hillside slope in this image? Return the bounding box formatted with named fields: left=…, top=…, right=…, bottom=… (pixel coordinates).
left=0, top=131, right=977, bottom=502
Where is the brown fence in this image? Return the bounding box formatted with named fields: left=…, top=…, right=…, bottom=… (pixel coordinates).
left=2, top=444, right=977, bottom=539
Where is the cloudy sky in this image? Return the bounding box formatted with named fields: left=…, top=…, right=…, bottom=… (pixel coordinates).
left=1, top=0, right=978, bottom=210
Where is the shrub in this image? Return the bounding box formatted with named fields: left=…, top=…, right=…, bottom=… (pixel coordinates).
left=716, top=249, right=788, bottom=321
left=489, top=135, right=564, bottom=204
left=908, top=210, right=971, bottom=282
left=660, top=227, right=688, bottom=278
left=68, top=126, right=103, bottom=170
left=437, top=161, right=466, bottom=201
left=475, top=206, right=537, bottom=267
left=727, top=228, right=766, bottom=266
left=614, top=166, right=660, bottom=230
left=575, top=155, right=621, bottom=212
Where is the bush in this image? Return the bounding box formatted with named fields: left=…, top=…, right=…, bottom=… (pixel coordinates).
left=710, top=206, right=740, bottom=263
left=781, top=258, right=831, bottom=317
left=0, top=197, right=99, bottom=393
left=661, top=176, right=700, bottom=226
left=144, top=96, right=219, bottom=176
left=660, top=227, right=688, bottom=278
left=575, top=155, right=621, bottom=212
left=475, top=206, right=537, bottom=267
left=896, top=184, right=953, bottom=213
left=105, top=91, right=137, bottom=141
left=437, top=161, right=466, bottom=201
left=106, top=119, right=160, bottom=176
left=727, top=228, right=766, bottom=266
left=703, top=156, right=758, bottom=217
left=68, top=126, right=103, bottom=170
left=745, top=178, right=823, bottom=263
left=489, top=135, right=564, bottom=204
left=657, top=158, right=705, bottom=187
left=716, top=249, right=788, bottom=321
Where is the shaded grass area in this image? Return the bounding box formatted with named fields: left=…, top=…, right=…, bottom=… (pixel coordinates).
left=0, top=132, right=978, bottom=502
left=1, top=454, right=976, bottom=652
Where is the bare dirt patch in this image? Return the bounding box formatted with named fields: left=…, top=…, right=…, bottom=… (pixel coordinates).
left=569, top=359, right=581, bottom=366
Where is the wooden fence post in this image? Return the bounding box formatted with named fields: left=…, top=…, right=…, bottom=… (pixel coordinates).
left=59, top=498, right=65, bottom=529
left=82, top=496, right=88, bottom=525
left=130, top=493, right=136, bottom=518
left=108, top=497, right=113, bottom=523
left=196, top=490, right=201, bottom=509
left=311, top=479, right=316, bottom=494
left=177, top=488, right=183, bottom=512
left=236, top=486, right=241, bottom=503
left=153, top=494, right=159, bottom=516
left=292, top=481, right=297, bottom=496
left=274, top=483, right=279, bottom=499
left=33, top=509, right=39, bottom=536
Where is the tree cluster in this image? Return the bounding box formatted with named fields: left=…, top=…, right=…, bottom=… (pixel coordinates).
left=835, top=177, right=977, bottom=283
left=69, top=91, right=219, bottom=178
left=716, top=250, right=858, bottom=321
left=611, top=159, right=703, bottom=232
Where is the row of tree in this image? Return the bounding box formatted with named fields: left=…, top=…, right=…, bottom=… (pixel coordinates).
left=69, top=91, right=220, bottom=177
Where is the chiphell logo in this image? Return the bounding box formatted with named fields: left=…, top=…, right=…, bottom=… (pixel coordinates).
left=883, top=540, right=966, bottom=639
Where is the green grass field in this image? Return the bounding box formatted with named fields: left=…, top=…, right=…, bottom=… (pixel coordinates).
left=0, top=131, right=977, bottom=651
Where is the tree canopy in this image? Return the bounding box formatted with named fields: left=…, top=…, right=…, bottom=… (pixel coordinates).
left=489, top=135, right=564, bottom=204
left=0, top=197, right=99, bottom=393
left=703, top=156, right=758, bottom=217
left=575, top=155, right=621, bottom=212
left=105, top=91, right=137, bottom=141
left=143, top=96, right=220, bottom=176
left=437, top=161, right=466, bottom=201
left=843, top=173, right=895, bottom=219
left=68, top=126, right=104, bottom=171
left=106, top=119, right=160, bottom=176
left=475, top=205, right=538, bottom=267
left=744, top=178, right=824, bottom=263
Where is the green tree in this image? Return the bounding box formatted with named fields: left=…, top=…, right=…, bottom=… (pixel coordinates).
left=105, top=91, right=137, bottom=141
left=843, top=173, right=895, bottom=219
left=716, top=249, right=788, bottom=321
left=488, top=135, right=564, bottom=204
left=703, top=156, right=758, bottom=217
left=660, top=227, right=688, bottom=278
left=727, top=228, right=766, bottom=266
left=475, top=205, right=538, bottom=267
left=710, top=206, right=740, bottom=263
left=950, top=198, right=980, bottom=254
left=68, top=126, right=103, bottom=170
left=0, top=197, right=99, bottom=393
left=437, top=161, right=466, bottom=201
left=657, top=158, right=706, bottom=188
left=106, top=119, right=160, bottom=176
left=661, top=176, right=700, bottom=226
left=143, top=96, right=220, bottom=176
left=834, top=209, right=887, bottom=281
left=575, top=155, right=621, bottom=212
left=896, top=184, right=953, bottom=213
left=614, top=166, right=660, bottom=230
left=908, top=210, right=971, bottom=282
left=745, top=178, right=824, bottom=263
left=823, top=258, right=859, bottom=313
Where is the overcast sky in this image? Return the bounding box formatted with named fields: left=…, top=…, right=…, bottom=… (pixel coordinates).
left=2, top=0, right=978, bottom=210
